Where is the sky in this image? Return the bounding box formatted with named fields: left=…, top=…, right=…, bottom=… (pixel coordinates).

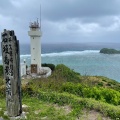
left=1, top=0, right=120, bottom=44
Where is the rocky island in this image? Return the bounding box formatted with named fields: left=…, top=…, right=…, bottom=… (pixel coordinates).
left=100, top=48, right=120, bottom=54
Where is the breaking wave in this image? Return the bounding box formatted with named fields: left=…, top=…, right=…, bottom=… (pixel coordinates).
left=41, top=50, right=100, bottom=57
left=0, top=50, right=100, bottom=60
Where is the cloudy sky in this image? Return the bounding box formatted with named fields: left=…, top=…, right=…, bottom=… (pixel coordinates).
left=1, top=0, right=120, bottom=44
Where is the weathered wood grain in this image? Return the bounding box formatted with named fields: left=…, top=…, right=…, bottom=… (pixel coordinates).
left=1, top=29, right=22, bottom=117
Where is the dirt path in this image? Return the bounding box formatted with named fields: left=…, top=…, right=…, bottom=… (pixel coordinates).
left=78, top=110, right=111, bottom=120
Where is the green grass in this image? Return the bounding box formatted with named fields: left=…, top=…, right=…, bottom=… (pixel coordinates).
left=0, top=97, right=75, bottom=120
left=0, top=64, right=120, bottom=119
left=37, top=91, right=120, bottom=119
left=0, top=98, right=10, bottom=120
left=23, top=97, right=74, bottom=120
left=0, top=98, right=5, bottom=110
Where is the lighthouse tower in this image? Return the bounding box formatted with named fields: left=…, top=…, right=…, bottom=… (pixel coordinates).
left=28, top=19, right=42, bottom=74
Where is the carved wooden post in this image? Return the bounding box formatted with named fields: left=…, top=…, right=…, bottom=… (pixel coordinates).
left=1, top=29, right=22, bottom=117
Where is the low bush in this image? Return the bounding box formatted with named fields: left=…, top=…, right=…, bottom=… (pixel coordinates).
left=0, top=65, right=3, bottom=76
left=37, top=91, right=120, bottom=119
left=61, top=82, right=120, bottom=105
left=42, top=63, right=55, bottom=71
left=51, top=64, right=81, bottom=82
left=0, top=85, right=5, bottom=97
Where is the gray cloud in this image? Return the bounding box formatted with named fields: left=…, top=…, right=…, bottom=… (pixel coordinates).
left=42, top=0, right=120, bottom=21
left=0, top=0, right=120, bottom=43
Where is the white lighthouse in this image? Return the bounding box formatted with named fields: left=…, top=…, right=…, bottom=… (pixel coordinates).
left=28, top=19, right=42, bottom=74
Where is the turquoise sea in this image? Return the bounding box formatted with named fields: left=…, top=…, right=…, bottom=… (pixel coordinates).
left=0, top=42, right=120, bottom=82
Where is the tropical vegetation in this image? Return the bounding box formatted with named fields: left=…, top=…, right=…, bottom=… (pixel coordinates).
left=0, top=64, right=120, bottom=119
left=100, top=48, right=120, bottom=54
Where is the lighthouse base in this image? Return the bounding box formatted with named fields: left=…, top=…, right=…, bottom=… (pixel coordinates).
left=21, top=66, right=52, bottom=79
left=31, top=64, right=38, bottom=74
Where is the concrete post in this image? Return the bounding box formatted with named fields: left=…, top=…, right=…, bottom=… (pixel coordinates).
left=1, top=29, right=22, bottom=117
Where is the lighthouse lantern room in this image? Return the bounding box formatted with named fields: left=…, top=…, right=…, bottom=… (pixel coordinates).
left=28, top=19, right=42, bottom=74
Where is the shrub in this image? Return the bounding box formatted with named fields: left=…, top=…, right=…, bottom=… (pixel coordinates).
left=51, top=64, right=80, bottom=82
left=0, top=65, right=3, bottom=76
left=37, top=91, right=120, bottom=119
left=61, top=82, right=120, bottom=105
left=0, top=85, right=5, bottom=97
left=97, top=82, right=103, bottom=86
left=42, top=63, right=55, bottom=71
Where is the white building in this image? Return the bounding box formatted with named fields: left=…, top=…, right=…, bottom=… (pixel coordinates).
left=21, top=60, right=26, bottom=76
left=28, top=19, right=42, bottom=74
left=21, top=19, right=51, bottom=78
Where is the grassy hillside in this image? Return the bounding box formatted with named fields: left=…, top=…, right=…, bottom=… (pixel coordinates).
left=0, top=64, right=120, bottom=120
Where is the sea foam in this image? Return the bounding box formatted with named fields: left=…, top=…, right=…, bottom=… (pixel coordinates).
left=41, top=50, right=100, bottom=57
left=0, top=50, right=100, bottom=59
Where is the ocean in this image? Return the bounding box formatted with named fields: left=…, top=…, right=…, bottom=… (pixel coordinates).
left=0, top=42, right=120, bottom=82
